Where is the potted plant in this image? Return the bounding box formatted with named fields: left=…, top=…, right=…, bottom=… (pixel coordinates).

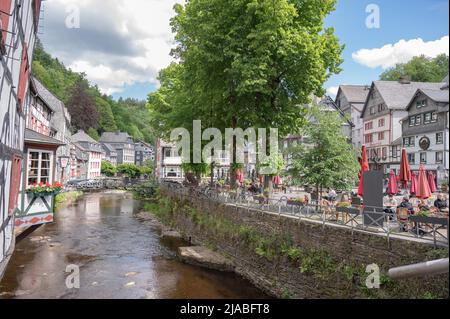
left=440, top=181, right=448, bottom=192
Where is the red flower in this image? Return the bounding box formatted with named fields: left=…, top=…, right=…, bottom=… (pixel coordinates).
left=39, top=182, right=44, bottom=187
left=46, top=182, right=51, bottom=187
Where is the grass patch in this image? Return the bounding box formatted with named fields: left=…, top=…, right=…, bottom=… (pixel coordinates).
left=54, top=191, right=83, bottom=210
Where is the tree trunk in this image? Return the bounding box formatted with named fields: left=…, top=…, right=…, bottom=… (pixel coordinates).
left=230, top=116, right=237, bottom=189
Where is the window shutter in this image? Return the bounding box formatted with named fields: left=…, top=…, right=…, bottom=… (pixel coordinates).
left=32, top=0, right=42, bottom=31
left=17, top=42, right=29, bottom=108
left=8, top=154, right=22, bottom=216
left=0, top=0, right=12, bottom=54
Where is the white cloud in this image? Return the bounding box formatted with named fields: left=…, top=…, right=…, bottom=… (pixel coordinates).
left=326, top=86, right=339, bottom=97
left=41, top=0, right=183, bottom=96
left=352, top=36, right=449, bottom=69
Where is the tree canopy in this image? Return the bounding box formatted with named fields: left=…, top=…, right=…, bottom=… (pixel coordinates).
left=380, top=54, right=449, bottom=83
left=287, top=105, right=359, bottom=192
left=32, top=39, right=155, bottom=144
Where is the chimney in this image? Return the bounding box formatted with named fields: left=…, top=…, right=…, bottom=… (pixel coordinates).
left=398, top=76, right=411, bottom=84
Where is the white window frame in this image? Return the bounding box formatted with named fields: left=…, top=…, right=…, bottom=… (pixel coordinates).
left=27, top=149, right=54, bottom=186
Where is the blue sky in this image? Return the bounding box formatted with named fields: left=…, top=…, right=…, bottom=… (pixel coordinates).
left=41, top=0, right=448, bottom=101
left=324, top=0, right=449, bottom=96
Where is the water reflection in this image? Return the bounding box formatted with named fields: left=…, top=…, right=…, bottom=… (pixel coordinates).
left=0, top=192, right=268, bottom=299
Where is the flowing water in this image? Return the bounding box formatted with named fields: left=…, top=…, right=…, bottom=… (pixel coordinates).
left=0, top=192, right=268, bottom=299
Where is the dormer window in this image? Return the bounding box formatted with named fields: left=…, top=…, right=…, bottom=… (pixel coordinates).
left=416, top=100, right=427, bottom=109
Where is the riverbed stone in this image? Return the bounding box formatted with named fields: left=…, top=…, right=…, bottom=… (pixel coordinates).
left=161, top=230, right=182, bottom=240
left=178, top=246, right=234, bottom=272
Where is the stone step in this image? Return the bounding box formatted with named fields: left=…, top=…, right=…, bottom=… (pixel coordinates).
left=178, top=246, right=235, bottom=272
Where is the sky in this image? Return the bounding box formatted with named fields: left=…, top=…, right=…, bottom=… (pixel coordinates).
left=39, top=0, right=449, bottom=101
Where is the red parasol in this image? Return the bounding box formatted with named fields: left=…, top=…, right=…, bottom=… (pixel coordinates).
left=398, top=149, right=411, bottom=188
left=410, top=172, right=418, bottom=195
left=235, top=169, right=244, bottom=184
left=416, top=165, right=432, bottom=199
left=357, top=146, right=369, bottom=197
left=427, top=171, right=437, bottom=194
left=272, top=176, right=282, bottom=186
left=386, top=170, right=399, bottom=195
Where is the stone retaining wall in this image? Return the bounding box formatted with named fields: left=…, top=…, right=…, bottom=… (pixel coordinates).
left=160, top=189, right=449, bottom=299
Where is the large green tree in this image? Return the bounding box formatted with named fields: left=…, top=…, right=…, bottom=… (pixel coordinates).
left=380, top=54, right=449, bottom=82
left=149, top=0, right=343, bottom=187
left=287, top=106, right=359, bottom=195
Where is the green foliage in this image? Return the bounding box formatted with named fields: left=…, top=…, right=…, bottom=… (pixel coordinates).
left=101, top=161, right=117, bottom=177
left=380, top=54, right=449, bottom=82
left=117, top=163, right=142, bottom=178
left=287, top=105, right=360, bottom=191
left=87, top=127, right=100, bottom=141
left=148, top=0, right=343, bottom=172
left=54, top=191, right=83, bottom=210
left=32, top=40, right=155, bottom=144
left=133, top=180, right=159, bottom=199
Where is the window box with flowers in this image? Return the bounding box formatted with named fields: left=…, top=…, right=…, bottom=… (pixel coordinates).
left=26, top=182, right=64, bottom=197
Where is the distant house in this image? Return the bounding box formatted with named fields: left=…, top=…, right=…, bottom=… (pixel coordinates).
left=101, top=143, right=118, bottom=167
left=335, top=85, right=370, bottom=148
left=155, top=139, right=184, bottom=181
left=401, top=82, right=449, bottom=182
left=135, top=140, right=154, bottom=166
left=70, top=143, right=89, bottom=180
left=71, top=130, right=104, bottom=179
left=361, top=80, right=445, bottom=174
left=28, top=77, right=73, bottom=185
left=100, top=132, right=135, bottom=165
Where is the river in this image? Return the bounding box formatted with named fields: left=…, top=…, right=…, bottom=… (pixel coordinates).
left=0, top=192, right=268, bottom=299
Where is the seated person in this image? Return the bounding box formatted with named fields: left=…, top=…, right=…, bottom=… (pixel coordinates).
left=398, top=197, right=414, bottom=214
left=418, top=200, right=431, bottom=212
left=434, top=194, right=449, bottom=212
left=383, top=194, right=398, bottom=218
left=326, top=189, right=337, bottom=202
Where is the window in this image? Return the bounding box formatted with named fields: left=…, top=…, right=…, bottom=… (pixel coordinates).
left=378, top=132, right=384, bottom=141
left=424, top=112, right=432, bottom=124
left=436, top=132, right=443, bottom=144
left=391, top=146, right=400, bottom=159
left=416, top=100, right=427, bottom=109
left=378, top=104, right=386, bottom=112
left=27, top=150, right=53, bottom=185
left=365, top=134, right=373, bottom=143
left=370, top=107, right=376, bottom=115
left=435, top=152, right=443, bottom=164
left=365, top=122, right=373, bottom=130
left=17, top=43, right=30, bottom=108
left=9, top=154, right=22, bottom=215
left=431, top=112, right=437, bottom=123
left=403, top=137, right=415, bottom=147
left=420, top=153, right=427, bottom=164
left=415, top=114, right=422, bottom=126
left=0, top=0, right=12, bottom=55
left=382, top=147, right=387, bottom=159
left=408, top=153, right=415, bottom=165
left=378, top=118, right=385, bottom=127
left=409, top=116, right=416, bottom=126
left=164, top=149, right=171, bottom=158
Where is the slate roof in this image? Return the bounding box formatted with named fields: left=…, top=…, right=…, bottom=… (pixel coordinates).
left=442, top=74, right=449, bottom=90
left=71, top=130, right=100, bottom=144
left=338, top=85, right=370, bottom=103
left=31, top=77, right=63, bottom=113
left=362, top=81, right=446, bottom=117
left=25, top=129, right=65, bottom=146
left=100, top=132, right=133, bottom=144
left=101, top=143, right=117, bottom=155
left=405, top=88, right=449, bottom=111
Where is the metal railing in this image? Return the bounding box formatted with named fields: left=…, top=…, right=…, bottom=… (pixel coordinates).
left=160, top=182, right=449, bottom=247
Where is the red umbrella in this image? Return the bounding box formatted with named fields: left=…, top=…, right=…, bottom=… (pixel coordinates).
left=410, top=172, right=418, bottom=195
left=357, top=146, right=369, bottom=197
left=399, top=149, right=411, bottom=189
left=272, top=176, right=282, bottom=186
left=416, top=165, right=432, bottom=199
left=235, top=169, right=244, bottom=184
left=427, top=171, right=437, bottom=193
left=386, top=170, right=399, bottom=195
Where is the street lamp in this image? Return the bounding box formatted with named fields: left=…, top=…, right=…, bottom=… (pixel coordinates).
left=59, top=156, right=70, bottom=183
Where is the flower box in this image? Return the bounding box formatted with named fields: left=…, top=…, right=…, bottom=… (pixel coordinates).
left=26, top=182, right=64, bottom=197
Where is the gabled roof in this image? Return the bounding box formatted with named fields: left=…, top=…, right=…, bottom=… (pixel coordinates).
left=336, top=85, right=370, bottom=104
left=101, top=143, right=117, bottom=155
left=100, top=132, right=133, bottom=144
left=71, top=130, right=100, bottom=144
left=406, top=88, right=450, bottom=111
left=31, top=77, right=64, bottom=113
left=25, top=129, right=65, bottom=146
left=361, top=81, right=446, bottom=117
